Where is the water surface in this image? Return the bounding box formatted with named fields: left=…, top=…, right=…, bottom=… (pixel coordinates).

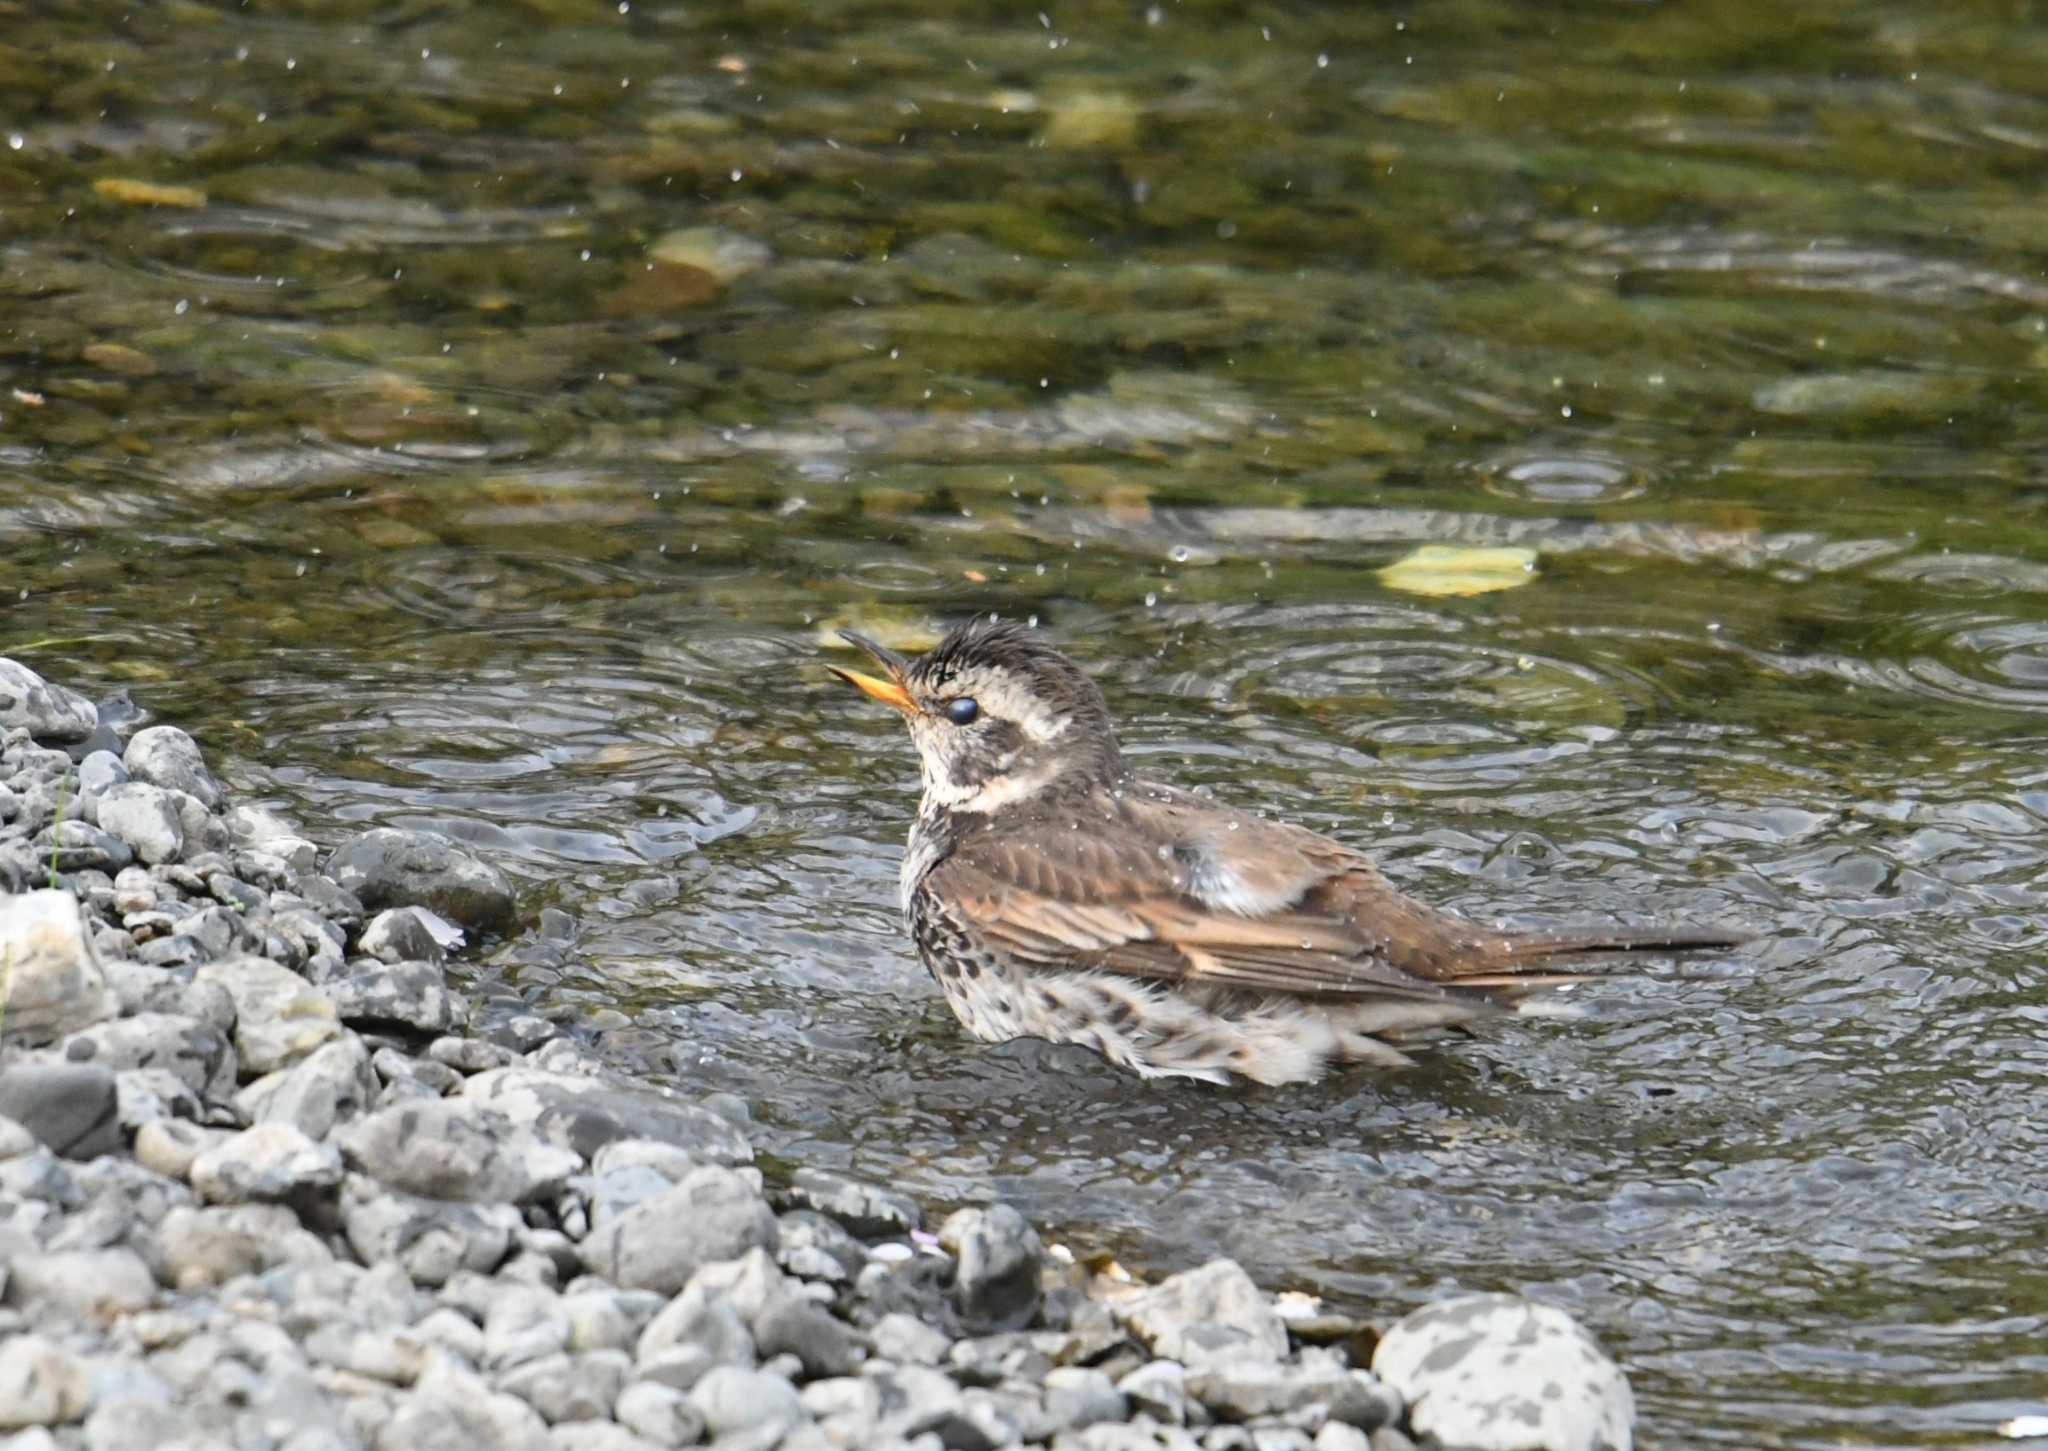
left=6, top=3, right=2048, bottom=1445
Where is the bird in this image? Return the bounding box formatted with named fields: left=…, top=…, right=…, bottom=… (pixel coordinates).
left=829, top=616, right=1748, bottom=1086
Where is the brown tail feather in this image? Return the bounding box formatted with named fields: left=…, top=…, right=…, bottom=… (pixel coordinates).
left=1447, top=924, right=1752, bottom=989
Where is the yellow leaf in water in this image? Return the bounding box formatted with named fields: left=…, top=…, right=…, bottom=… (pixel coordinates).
left=93, top=177, right=208, bottom=208
left=1377, top=544, right=1538, bottom=597
left=82, top=343, right=158, bottom=377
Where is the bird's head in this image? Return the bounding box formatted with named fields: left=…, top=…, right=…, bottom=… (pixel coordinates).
left=830, top=617, right=1121, bottom=811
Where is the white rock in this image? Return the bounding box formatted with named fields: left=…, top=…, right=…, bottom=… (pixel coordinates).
left=189, top=1121, right=344, bottom=1203
left=194, top=955, right=340, bottom=1073
left=122, top=725, right=220, bottom=808
left=0, top=659, right=97, bottom=742
left=1372, top=1293, right=1633, bottom=1451
left=0, top=890, right=112, bottom=1044
left=1115, top=1258, right=1290, bottom=1367
left=0, top=1334, right=89, bottom=1428
left=93, top=782, right=184, bottom=865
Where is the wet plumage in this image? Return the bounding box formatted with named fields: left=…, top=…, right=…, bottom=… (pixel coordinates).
left=831, top=617, right=1747, bottom=1086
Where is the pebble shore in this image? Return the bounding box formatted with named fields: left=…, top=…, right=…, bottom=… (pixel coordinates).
left=0, top=655, right=1636, bottom=1451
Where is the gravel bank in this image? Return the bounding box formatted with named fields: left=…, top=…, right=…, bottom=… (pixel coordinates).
left=0, top=656, right=1636, bottom=1451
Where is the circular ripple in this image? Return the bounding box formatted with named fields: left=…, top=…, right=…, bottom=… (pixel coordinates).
left=1472, top=448, right=1652, bottom=504
left=115, top=210, right=394, bottom=316
left=1847, top=611, right=2048, bottom=714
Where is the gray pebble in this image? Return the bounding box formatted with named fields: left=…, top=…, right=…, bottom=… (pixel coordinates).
left=372, top=1047, right=460, bottom=1097
left=0, top=1061, right=120, bottom=1159
left=226, top=803, right=317, bottom=863
left=1119, top=1360, right=1189, bottom=1426
left=7, top=1247, right=155, bottom=1318
left=0, top=1333, right=90, bottom=1427
left=378, top=1356, right=554, bottom=1451
left=461, top=1067, right=755, bottom=1168
left=614, top=1380, right=705, bottom=1446
left=549, top=1422, right=665, bottom=1451
left=327, top=827, right=515, bottom=933
left=303, top=1322, right=428, bottom=1386
left=341, top=1174, right=520, bottom=1287
left=238, top=1032, right=380, bottom=1140
left=60, top=1013, right=236, bottom=1103
left=0, top=1115, right=35, bottom=1161
left=782, top=1166, right=920, bottom=1238
left=1116, top=1259, right=1289, bottom=1368
left=165, top=788, right=229, bottom=857
left=133, top=1120, right=223, bottom=1182
left=0, top=659, right=98, bottom=743
left=205, top=871, right=265, bottom=916
left=98, top=960, right=234, bottom=1031
left=75, top=749, right=126, bottom=798
left=337, top=1098, right=582, bottom=1204
left=1044, top=1365, right=1128, bottom=1432
left=563, top=1291, right=637, bottom=1355
left=113, top=1067, right=202, bottom=1131
left=358, top=907, right=456, bottom=965
left=80, top=1396, right=196, bottom=1451
left=1185, top=1363, right=1390, bottom=1426
left=122, top=726, right=220, bottom=809
left=189, top=1122, right=344, bottom=1203
left=755, top=1295, right=859, bottom=1378
left=193, top=955, right=341, bottom=1074
left=774, top=1210, right=865, bottom=1284
left=485, top=1288, right=573, bottom=1372
left=427, top=1036, right=516, bottom=1074
left=942, top=1203, right=1043, bottom=1333
left=413, top=1307, right=487, bottom=1362
left=325, top=958, right=464, bottom=1034
left=42, top=819, right=135, bottom=873
left=171, top=904, right=238, bottom=958
left=637, top=1284, right=756, bottom=1371
left=156, top=1202, right=331, bottom=1293
left=868, top=1311, right=951, bottom=1367
left=581, top=1167, right=778, bottom=1296
left=634, top=1344, right=716, bottom=1394
left=93, top=783, right=184, bottom=866
left=687, top=1365, right=803, bottom=1440
left=496, top=1349, right=630, bottom=1423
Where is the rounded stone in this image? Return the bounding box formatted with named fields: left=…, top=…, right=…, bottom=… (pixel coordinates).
left=122, top=726, right=221, bottom=809
left=688, top=1365, right=803, bottom=1439
left=1372, top=1293, right=1633, bottom=1451
left=327, top=828, right=515, bottom=933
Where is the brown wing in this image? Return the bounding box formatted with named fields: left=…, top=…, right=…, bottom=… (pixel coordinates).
left=924, top=779, right=1748, bottom=1000
left=923, top=782, right=1504, bottom=1002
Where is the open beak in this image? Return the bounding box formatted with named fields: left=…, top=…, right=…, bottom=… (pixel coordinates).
left=828, top=630, right=918, bottom=716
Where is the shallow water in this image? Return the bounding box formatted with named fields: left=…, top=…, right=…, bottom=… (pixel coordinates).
left=7, top=2, right=2048, bottom=1444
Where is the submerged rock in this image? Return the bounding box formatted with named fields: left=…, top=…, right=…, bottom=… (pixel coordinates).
left=328, top=827, right=516, bottom=932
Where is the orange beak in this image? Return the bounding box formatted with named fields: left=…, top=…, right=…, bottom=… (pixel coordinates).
left=828, top=630, right=918, bottom=716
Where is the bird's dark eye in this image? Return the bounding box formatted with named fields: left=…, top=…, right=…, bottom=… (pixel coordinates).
left=943, top=696, right=980, bottom=726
